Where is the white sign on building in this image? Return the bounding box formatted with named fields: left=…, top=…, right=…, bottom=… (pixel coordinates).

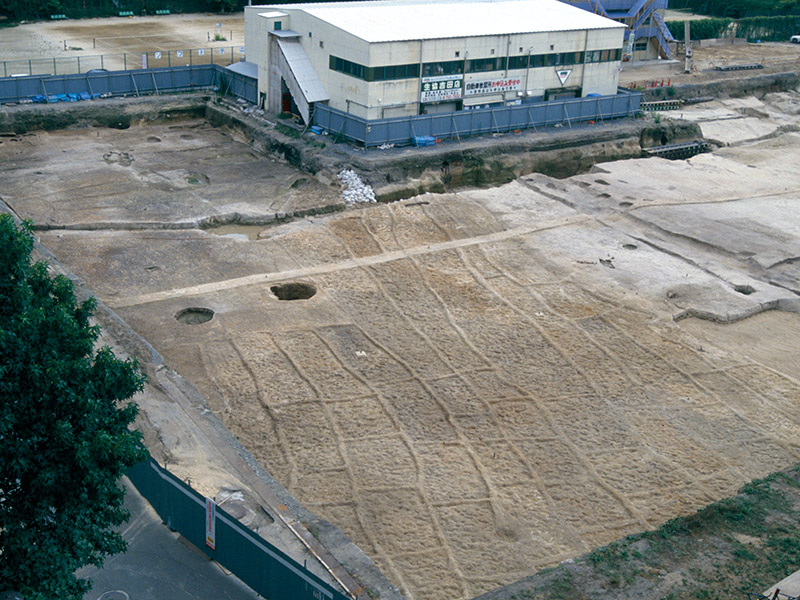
left=464, top=77, right=522, bottom=96
left=421, top=75, right=463, bottom=103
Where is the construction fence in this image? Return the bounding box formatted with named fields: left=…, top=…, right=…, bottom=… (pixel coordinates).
left=0, top=64, right=257, bottom=105
left=312, top=88, right=642, bottom=147
left=127, top=458, right=349, bottom=600
left=1, top=46, right=245, bottom=78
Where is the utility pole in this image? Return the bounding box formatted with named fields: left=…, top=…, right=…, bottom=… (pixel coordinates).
left=684, top=20, right=692, bottom=73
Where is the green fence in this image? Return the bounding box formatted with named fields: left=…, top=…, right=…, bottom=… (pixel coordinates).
left=127, top=458, right=350, bottom=600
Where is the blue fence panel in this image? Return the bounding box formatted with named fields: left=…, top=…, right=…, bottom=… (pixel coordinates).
left=127, top=458, right=349, bottom=600
left=0, top=64, right=256, bottom=105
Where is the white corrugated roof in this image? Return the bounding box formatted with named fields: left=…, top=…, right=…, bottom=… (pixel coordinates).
left=225, top=60, right=258, bottom=78
left=276, top=38, right=330, bottom=103
left=257, top=0, right=625, bottom=43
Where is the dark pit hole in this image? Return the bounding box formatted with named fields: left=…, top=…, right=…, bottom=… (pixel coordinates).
left=271, top=282, right=317, bottom=301
left=180, top=134, right=195, bottom=140
left=175, top=307, right=214, bottom=324
left=661, top=133, right=668, bottom=145
left=619, top=201, right=633, bottom=208
left=597, top=192, right=611, bottom=198
left=147, top=136, right=162, bottom=143
left=734, top=284, right=756, bottom=295
left=595, top=179, right=610, bottom=185
left=623, top=243, right=638, bottom=250
left=144, top=265, right=160, bottom=272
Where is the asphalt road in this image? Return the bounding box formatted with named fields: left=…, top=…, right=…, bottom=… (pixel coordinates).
left=78, top=478, right=261, bottom=600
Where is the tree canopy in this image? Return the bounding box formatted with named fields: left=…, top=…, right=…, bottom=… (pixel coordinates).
left=0, top=215, right=148, bottom=600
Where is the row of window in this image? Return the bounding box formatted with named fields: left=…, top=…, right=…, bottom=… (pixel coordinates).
left=330, top=49, right=622, bottom=82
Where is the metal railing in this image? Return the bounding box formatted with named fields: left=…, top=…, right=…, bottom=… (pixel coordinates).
left=1, top=46, right=245, bottom=78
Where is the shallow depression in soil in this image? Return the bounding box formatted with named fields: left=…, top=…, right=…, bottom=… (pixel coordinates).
left=203, top=224, right=266, bottom=241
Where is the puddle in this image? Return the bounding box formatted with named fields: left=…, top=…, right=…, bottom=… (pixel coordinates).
left=203, top=224, right=265, bottom=241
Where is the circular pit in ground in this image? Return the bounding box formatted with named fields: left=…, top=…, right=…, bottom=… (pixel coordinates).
left=175, top=307, right=214, bottom=324
left=271, top=282, right=317, bottom=301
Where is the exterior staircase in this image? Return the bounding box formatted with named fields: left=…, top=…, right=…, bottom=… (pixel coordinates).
left=562, top=0, right=673, bottom=60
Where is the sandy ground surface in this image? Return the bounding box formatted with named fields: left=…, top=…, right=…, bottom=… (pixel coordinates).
left=619, top=42, right=800, bottom=88
left=0, top=12, right=245, bottom=58
left=0, top=13, right=246, bottom=73
left=3, top=15, right=800, bottom=599
left=3, top=85, right=800, bottom=600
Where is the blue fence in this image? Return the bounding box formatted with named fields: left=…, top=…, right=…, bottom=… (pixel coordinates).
left=313, top=89, right=641, bottom=147
left=127, top=458, right=349, bottom=600
left=0, top=64, right=257, bottom=105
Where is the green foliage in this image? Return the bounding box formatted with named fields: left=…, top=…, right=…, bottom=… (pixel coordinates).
left=668, top=0, right=800, bottom=18
left=0, top=0, right=247, bottom=22
left=0, top=215, right=148, bottom=600
left=667, top=14, right=800, bottom=41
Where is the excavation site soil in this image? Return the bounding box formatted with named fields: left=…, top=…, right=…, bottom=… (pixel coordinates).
left=3, top=17, right=800, bottom=600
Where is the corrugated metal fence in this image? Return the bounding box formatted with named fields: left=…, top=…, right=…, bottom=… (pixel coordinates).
left=0, top=64, right=257, bottom=105
left=313, top=89, right=642, bottom=147
left=127, top=458, right=349, bottom=600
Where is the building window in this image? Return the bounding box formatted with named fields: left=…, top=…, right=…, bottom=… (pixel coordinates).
left=330, top=55, right=419, bottom=81
left=421, top=60, right=464, bottom=76
left=320, top=41, right=324, bottom=48
left=308, top=31, right=312, bottom=37
left=455, top=51, right=460, bottom=58
left=273, top=21, right=281, bottom=30
left=465, top=57, right=506, bottom=73
left=507, top=55, right=528, bottom=69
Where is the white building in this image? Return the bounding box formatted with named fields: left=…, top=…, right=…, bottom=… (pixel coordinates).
left=244, top=0, right=627, bottom=123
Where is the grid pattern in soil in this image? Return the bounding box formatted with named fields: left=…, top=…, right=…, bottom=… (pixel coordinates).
left=103, top=197, right=800, bottom=600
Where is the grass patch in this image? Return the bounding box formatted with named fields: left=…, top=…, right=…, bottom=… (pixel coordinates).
left=488, top=466, right=800, bottom=600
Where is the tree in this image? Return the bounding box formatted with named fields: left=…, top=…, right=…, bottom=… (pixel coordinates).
left=0, top=215, right=148, bottom=600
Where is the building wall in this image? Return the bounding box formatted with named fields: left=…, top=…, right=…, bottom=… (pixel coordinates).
left=245, top=6, right=625, bottom=121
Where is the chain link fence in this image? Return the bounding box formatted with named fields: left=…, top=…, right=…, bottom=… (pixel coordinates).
left=1, top=46, right=246, bottom=78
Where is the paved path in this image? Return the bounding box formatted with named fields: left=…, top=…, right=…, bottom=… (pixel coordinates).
left=79, top=477, right=260, bottom=600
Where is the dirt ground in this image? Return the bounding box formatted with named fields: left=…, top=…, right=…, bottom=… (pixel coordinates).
left=0, top=13, right=245, bottom=58
left=3, top=14, right=800, bottom=600
left=3, top=84, right=800, bottom=600
left=0, top=12, right=246, bottom=72
left=619, top=41, right=800, bottom=88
